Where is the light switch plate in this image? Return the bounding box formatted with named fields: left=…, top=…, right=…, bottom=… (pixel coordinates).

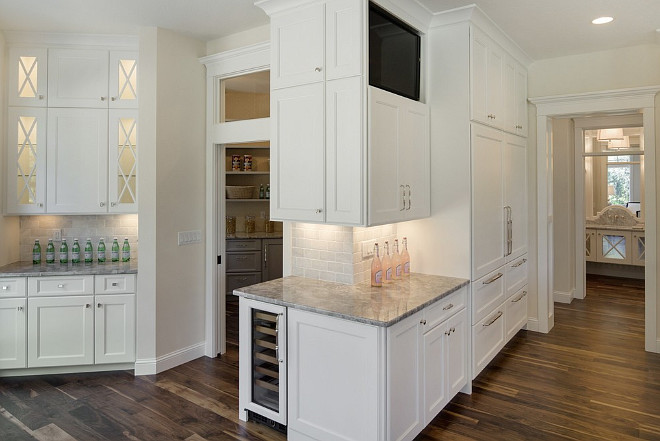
left=361, top=239, right=377, bottom=260
left=178, top=230, right=202, bottom=246
left=53, top=229, right=62, bottom=241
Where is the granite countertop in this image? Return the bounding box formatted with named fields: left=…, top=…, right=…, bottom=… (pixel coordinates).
left=233, top=273, right=469, bottom=327
left=586, top=224, right=645, bottom=231
left=227, top=232, right=284, bottom=239
left=0, top=260, right=138, bottom=277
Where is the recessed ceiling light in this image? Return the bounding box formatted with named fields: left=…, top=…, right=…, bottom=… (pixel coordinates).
left=592, top=16, right=614, bottom=25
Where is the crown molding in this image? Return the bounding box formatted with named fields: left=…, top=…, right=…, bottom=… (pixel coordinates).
left=3, top=31, right=138, bottom=49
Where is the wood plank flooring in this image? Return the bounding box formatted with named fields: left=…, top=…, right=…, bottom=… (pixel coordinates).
left=1, top=274, right=658, bottom=440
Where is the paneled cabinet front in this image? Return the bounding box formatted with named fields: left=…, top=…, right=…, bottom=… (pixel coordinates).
left=0, top=298, right=27, bottom=369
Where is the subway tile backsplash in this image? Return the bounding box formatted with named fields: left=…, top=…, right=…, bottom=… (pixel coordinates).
left=20, top=215, right=138, bottom=262
left=291, top=223, right=397, bottom=285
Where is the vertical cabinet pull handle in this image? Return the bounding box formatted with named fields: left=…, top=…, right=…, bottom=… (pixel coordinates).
left=400, top=185, right=406, bottom=211
left=406, top=185, right=411, bottom=210
left=264, top=244, right=268, bottom=265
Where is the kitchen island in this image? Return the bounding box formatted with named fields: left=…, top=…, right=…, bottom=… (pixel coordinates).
left=234, top=274, right=470, bottom=441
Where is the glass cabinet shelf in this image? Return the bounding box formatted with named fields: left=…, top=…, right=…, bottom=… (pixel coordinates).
left=226, top=171, right=270, bottom=175
left=226, top=199, right=270, bottom=202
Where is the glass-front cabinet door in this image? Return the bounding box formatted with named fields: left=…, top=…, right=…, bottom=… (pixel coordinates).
left=8, top=48, right=48, bottom=107
left=109, top=109, right=138, bottom=213
left=597, top=229, right=632, bottom=264
left=109, top=51, right=138, bottom=109
left=7, top=107, right=47, bottom=214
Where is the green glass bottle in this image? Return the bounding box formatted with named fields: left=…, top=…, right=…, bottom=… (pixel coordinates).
left=71, top=239, right=80, bottom=263
left=46, top=239, right=55, bottom=264
left=98, top=238, right=106, bottom=263
left=84, top=238, right=93, bottom=263
left=60, top=239, right=69, bottom=264
left=111, top=237, right=120, bottom=262
left=32, top=239, right=41, bottom=264
left=122, top=238, right=131, bottom=262
left=259, top=184, right=265, bottom=199
left=266, top=184, right=270, bottom=199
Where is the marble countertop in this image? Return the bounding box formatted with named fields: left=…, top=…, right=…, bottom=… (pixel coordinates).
left=234, top=273, right=469, bottom=327
left=586, top=224, right=645, bottom=231
left=227, top=232, right=283, bottom=239
left=0, top=260, right=138, bottom=277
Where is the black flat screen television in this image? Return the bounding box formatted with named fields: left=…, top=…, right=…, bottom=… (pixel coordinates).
left=369, top=3, right=421, bottom=101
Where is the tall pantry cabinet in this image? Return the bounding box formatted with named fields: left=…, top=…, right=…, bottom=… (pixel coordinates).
left=424, top=8, right=529, bottom=379
left=5, top=38, right=138, bottom=215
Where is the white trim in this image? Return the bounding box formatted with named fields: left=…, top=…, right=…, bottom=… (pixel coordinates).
left=554, top=289, right=574, bottom=304
left=0, top=363, right=134, bottom=378
left=200, top=45, right=272, bottom=357
left=3, top=31, right=138, bottom=49
left=134, top=341, right=206, bottom=376
left=531, top=85, right=659, bottom=352
left=525, top=317, right=539, bottom=332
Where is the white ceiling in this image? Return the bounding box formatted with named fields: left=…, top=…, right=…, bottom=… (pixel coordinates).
left=0, top=0, right=659, bottom=61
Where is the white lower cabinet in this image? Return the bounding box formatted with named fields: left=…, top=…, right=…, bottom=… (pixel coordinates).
left=472, top=307, right=505, bottom=378
left=28, top=295, right=95, bottom=367
left=1, top=274, right=136, bottom=374
left=0, top=298, right=27, bottom=369
left=284, top=286, right=469, bottom=441
left=505, top=287, right=528, bottom=342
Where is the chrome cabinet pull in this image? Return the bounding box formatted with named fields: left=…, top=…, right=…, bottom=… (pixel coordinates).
left=111, top=97, right=117, bottom=101
left=264, top=244, right=268, bottom=265
left=111, top=282, right=119, bottom=287
left=511, top=258, right=527, bottom=268
left=2, top=286, right=7, bottom=290
left=315, top=208, right=323, bottom=214
left=85, top=304, right=91, bottom=308
left=406, top=185, right=411, bottom=210
left=57, top=284, right=65, bottom=288
left=400, top=185, right=406, bottom=211
left=97, top=303, right=102, bottom=308
left=482, top=273, right=503, bottom=285
left=512, top=291, right=527, bottom=303
left=100, top=96, right=106, bottom=101
left=17, top=306, right=24, bottom=312
left=100, top=202, right=106, bottom=207
left=442, top=303, right=454, bottom=311
left=420, top=319, right=427, bottom=325
left=314, top=67, right=322, bottom=72
left=38, top=95, right=44, bottom=100
left=483, top=311, right=503, bottom=327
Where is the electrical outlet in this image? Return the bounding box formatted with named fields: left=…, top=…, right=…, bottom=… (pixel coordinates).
left=361, top=239, right=377, bottom=260
left=53, top=229, right=62, bottom=241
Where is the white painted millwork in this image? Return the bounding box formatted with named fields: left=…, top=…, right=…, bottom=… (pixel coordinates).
left=505, top=256, right=528, bottom=298
left=95, top=293, right=136, bottom=364
left=108, top=109, right=139, bottom=213
left=259, top=0, right=429, bottom=226
left=470, top=26, right=503, bottom=130
left=472, top=268, right=505, bottom=324
left=6, top=107, right=47, bottom=214
left=28, top=275, right=94, bottom=297
left=7, top=47, right=48, bottom=107
left=48, top=49, right=110, bottom=108
left=47, top=108, right=109, bottom=213
left=0, top=277, right=27, bottom=298
left=472, top=305, right=505, bottom=377
left=505, top=287, right=528, bottom=342
left=504, top=133, right=528, bottom=260
left=0, top=298, right=27, bottom=369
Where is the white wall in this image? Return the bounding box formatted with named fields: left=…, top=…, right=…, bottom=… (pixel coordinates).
left=0, top=31, right=20, bottom=266
left=552, top=118, right=575, bottom=303
left=206, top=24, right=269, bottom=55
left=137, top=27, right=207, bottom=373
left=528, top=43, right=660, bottom=344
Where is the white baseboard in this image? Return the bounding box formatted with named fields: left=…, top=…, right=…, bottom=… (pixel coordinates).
left=134, top=341, right=206, bottom=376
left=554, top=289, right=575, bottom=304
left=525, top=317, right=539, bottom=332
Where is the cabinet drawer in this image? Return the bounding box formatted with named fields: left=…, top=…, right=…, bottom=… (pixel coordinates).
left=28, top=276, right=94, bottom=296
left=226, top=239, right=261, bottom=252
left=424, top=286, right=467, bottom=330
left=472, top=306, right=505, bottom=379
left=226, top=252, right=262, bottom=272
left=0, top=277, right=27, bottom=298
left=472, top=269, right=505, bottom=324
left=95, top=274, right=136, bottom=294
left=227, top=272, right=262, bottom=295
left=505, top=255, right=527, bottom=298
left=505, top=287, right=528, bottom=342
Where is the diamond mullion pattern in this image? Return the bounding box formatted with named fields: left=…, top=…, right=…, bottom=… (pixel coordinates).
left=637, top=236, right=645, bottom=262
left=16, top=117, right=39, bottom=204
left=118, top=60, right=137, bottom=100
left=585, top=232, right=592, bottom=258
left=18, top=56, right=38, bottom=98
left=117, top=118, right=137, bottom=204
left=602, top=234, right=626, bottom=260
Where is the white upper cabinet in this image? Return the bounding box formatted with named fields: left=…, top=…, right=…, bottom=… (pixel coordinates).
left=369, top=87, right=430, bottom=225
left=325, top=0, right=363, bottom=81
left=8, top=47, right=48, bottom=107
left=47, top=108, right=109, bottom=214
left=108, top=109, right=138, bottom=213
left=108, top=51, right=139, bottom=108
left=470, top=26, right=503, bottom=130
left=6, top=107, right=47, bottom=214
left=48, top=49, right=109, bottom=108
left=503, top=55, right=528, bottom=137
left=270, top=83, right=325, bottom=222
left=514, top=62, right=528, bottom=137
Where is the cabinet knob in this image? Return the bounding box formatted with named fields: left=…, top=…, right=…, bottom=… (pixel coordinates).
left=57, top=284, right=64, bottom=288
left=85, top=304, right=91, bottom=308
left=111, top=282, right=119, bottom=287
left=100, top=202, right=106, bottom=207
left=17, top=306, right=24, bottom=311
left=2, top=286, right=7, bottom=290
left=420, top=319, right=427, bottom=325
left=111, top=97, right=117, bottom=101
left=314, top=67, right=322, bottom=72
left=315, top=208, right=323, bottom=214
left=100, top=96, right=107, bottom=101
left=38, top=203, right=43, bottom=208
left=38, top=95, right=44, bottom=100
left=111, top=202, right=117, bottom=207
left=97, top=303, right=102, bottom=308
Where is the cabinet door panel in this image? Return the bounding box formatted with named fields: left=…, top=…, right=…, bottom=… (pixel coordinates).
left=470, top=27, right=489, bottom=125
left=445, top=309, right=468, bottom=398
left=48, top=49, right=109, bottom=108
left=402, top=100, right=430, bottom=220
left=505, top=288, right=528, bottom=342
left=6, top=107, right=47, bottom=214
left=108, top=109, right=138, bottom=213
left=471, top=124, right=505, bottom=279
left=326, top=76, right=363, bottom=225
left=109, top=51, right=138, bottom=108
left=325, top=0, right=363, bottom=81
left=28, top=296, right=94, bottom=367
left=95, top=294, right=135, bottom=364
left=271, top=4, right=325, bottom=89
left=0, top=298, right=27, bottom=369
left=515, top=65, right=528, bottom=137
left=504, top=134, right=527, bottom=260
left=8, top=47, right=48, bottom=107
left=271, top=84, right=325, bottom=222
left=502, top=56, right=516, bottom=134
left=388, top=311, right=423, bottom=441
left=472, top=306, right=505, bottom=378
left=263, top=239, right=284, bottom=281
left=423, top=321, right=446, bottom=425
left=369, top=87, right=404, bottom=225
left=47, top=108, right=108, bottom=213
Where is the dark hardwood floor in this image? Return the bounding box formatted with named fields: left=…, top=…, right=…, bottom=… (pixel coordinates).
left=1, top=275, right=658, bottom=440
